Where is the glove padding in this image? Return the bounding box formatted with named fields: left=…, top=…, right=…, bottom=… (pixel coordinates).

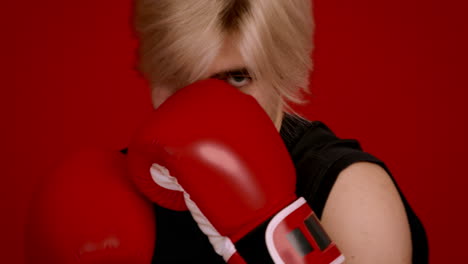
left=25, top=148, right=156, bottom=263
left=128, top=79, right=344, bottom=264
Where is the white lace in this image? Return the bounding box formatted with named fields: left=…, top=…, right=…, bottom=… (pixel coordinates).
left=150, top=164, right=236, bottom=261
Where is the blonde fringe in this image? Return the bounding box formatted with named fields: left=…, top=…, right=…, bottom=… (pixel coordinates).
left=134, top=0, right=314, bottom=109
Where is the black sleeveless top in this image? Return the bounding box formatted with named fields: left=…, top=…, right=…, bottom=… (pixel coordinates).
left=136, top=114, right=428, bottom=263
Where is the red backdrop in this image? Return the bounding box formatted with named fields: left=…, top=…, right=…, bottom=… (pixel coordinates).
left=1, top=0, right=467, bottom=263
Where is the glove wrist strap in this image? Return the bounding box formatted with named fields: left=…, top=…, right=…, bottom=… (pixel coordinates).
left=235, top=198, right=345, bottom=264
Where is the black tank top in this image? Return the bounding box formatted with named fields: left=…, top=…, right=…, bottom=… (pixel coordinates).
left=129, top=114, right=428, bottom=263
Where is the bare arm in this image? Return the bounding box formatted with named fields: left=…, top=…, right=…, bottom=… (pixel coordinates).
left=321, top=162, right=412, bottom=264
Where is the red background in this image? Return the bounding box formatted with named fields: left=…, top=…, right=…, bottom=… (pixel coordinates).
left=1, top=0, right=467, bottom=263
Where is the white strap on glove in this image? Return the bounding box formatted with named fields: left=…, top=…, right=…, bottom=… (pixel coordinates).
left=150, top=163, right=236, bottom=262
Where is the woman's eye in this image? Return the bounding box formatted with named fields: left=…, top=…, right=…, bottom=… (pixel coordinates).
left=225, top=74, right=252, bottom=88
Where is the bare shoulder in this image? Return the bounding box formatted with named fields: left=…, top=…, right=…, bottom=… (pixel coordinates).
left=320, top=162, right=412, bottom=264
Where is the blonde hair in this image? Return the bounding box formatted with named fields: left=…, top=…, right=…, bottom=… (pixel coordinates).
left=134, top=0, right=314, bottom=109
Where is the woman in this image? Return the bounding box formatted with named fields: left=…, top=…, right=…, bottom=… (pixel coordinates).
left=133, top=0, right=428, bottom=263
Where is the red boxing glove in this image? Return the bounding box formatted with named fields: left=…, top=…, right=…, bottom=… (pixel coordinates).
left=25, top=149, right=156, bottom=264
left=128, top=79, right=344, bottom=264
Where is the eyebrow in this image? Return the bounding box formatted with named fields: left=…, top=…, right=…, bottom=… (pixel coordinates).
left=210, top=67, right=251, bottom=79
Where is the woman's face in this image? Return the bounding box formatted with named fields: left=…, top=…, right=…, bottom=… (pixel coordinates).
left=151, top=39, right=284, bottom=130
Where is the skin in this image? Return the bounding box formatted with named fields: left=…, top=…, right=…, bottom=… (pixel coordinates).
left=152, top=39, right=412, bottom=263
